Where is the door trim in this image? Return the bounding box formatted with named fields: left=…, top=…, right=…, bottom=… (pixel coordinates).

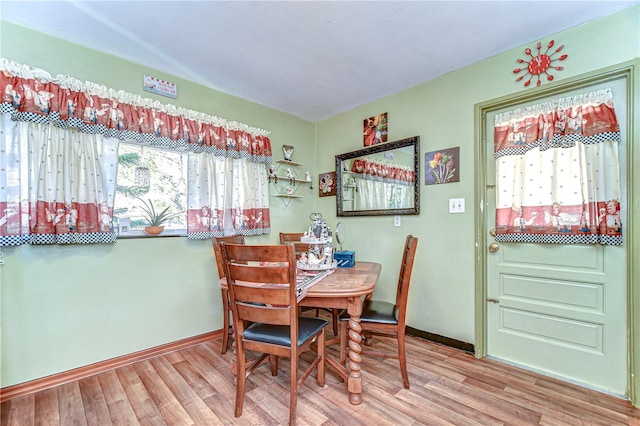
left=474, top=60, right=639, bottom=405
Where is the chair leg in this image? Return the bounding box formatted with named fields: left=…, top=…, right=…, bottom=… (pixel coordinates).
left=269, top=354, right=278, bottom=376
left=317, top=329, right=326, bottom=387
left=398, top=330, right=409, bottom=389
left=331, top=309, right=339, bottom=336
left=339, top=320, right=348, bottom=365
left=289, top=351, right=298, bottom=426
left=234, top=341, right=246, bottom=417
left=221, top=289, right=230, bottom=354
left=363, top=331, right=374, bottom=346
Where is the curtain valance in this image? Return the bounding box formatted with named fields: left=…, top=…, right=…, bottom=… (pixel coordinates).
left=350, top=158, right=414, bottom=185
left=0, top=58, right=272, bottom=162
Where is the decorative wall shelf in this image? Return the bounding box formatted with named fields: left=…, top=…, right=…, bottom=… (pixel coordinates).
left=277, top=159, right=303, bottom=167
left=269, top=158, right=312, bottom=206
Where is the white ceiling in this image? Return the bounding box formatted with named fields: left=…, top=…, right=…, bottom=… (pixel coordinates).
left=2, top=1, right=637, bottom=122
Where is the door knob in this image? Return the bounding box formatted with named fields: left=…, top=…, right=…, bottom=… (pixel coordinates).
left=488, top=243, right=500, bottom=253
left=489, top=229, right=496, bottom=237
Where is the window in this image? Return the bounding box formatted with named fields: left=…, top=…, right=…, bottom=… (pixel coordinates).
left=114, top=144, right=187, bottom=236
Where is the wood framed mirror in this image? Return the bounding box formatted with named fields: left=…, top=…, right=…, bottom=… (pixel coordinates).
left=335, top=136, right=420, bottom=217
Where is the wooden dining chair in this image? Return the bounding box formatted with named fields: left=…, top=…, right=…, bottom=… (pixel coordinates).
left=279, top=232, right=305, bottom=245
left=339, top=234, right=418, bottom=389
left=212, top=234, right=245, bottom=354
left=220, top=242, right=327, bottom=426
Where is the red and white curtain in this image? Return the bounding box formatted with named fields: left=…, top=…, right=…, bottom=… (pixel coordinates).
left=494, top=88, right=622, bottom=245
left=0, top=58, right=271, bottom=245
left=350, top=158, right=415, bottom=184
left=350, top=158, right=414, bottom=210
left=187, top=153, right=271, bottom=239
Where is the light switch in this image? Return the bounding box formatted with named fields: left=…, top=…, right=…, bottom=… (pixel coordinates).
left=394, top=215, right=401, bottom=227
left=449, top=198, right=465, bottom=213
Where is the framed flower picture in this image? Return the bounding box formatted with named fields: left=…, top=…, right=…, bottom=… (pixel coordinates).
left=363, top=112, right=388, bottom=146
left=318, top=171, right=336, bottom=197
left=425, top=147, right=460, bottom=185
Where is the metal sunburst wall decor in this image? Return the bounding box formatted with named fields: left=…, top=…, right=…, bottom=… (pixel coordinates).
left=513, top=40, right=568, bottom=87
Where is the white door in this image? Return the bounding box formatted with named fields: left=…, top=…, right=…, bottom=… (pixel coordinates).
left=485, top=77, right=628, bottom=394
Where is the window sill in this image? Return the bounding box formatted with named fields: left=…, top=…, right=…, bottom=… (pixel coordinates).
left=116, top=229, right=187, bottom=239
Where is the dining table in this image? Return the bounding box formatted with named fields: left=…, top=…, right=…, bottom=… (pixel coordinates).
left=221, top=261, right=381, bottom=405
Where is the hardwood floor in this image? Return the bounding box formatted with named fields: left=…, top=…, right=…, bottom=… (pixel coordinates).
left=2, top=331, right=640, bottom=425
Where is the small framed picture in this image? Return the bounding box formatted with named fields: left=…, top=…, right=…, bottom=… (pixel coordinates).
left=363, top=112, right=388, bottom=146
left=318, top=171, right=336, bottom=197
left=425, top=147, right=460, bottom=185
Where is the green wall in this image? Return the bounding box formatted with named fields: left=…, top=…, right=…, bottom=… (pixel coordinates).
left=314, top=8, right=639, bottom=344
left=1, top=6, right=639, bottom=389
left=0, top=21, right=317, bottom=387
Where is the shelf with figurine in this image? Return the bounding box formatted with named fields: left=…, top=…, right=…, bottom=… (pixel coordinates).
left=297, top=213, right=337, bottom=271
left=268, top=145, right=313, bottom=206
left=276, top=159, right=303, bottom=167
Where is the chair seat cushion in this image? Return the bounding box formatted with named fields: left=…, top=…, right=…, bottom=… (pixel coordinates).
left=244, top=317, right=328, bottom=346
left=339, top=300, right=398, bottom=325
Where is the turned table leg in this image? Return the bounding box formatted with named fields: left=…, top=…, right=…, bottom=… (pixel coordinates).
left=346, top=297, right=364, bottom=405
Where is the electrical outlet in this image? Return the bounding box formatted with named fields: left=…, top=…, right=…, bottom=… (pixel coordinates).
left=449, top=198, right=465, bottom=213
left=394, top=215, right=401, bottom=227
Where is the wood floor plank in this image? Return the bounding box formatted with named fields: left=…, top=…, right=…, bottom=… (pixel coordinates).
left=132, top=360, right=193, bottom=426
left=629, top=415, right=640, bottom=426
left=4, top=333, right=640, bottom=425
left=2, top=393, right=35, bottom=426
left=504, top=381, right=629, bottom=425
left=77, top=376, right=111, bottom=426
left=34, top=387, right=60, bottom=426
left=164, top=350, right=186, bottom=366
left=401, top=384, right=497, bottom=426
left=308, top=387, right=403, bottom=426
left=423, top=378, right=541, bottom=425
left=96, top=369, right=140, bottom=425
left=172, top=359, right=218, bottom=402
left=242, top=385, right=288, bottom=425
left=535, top=375, right=638, bottom=415
left=201, top=393, right=253, bottom=426
left=148, top=356, right=221, bottom=424
left=57, top=382, right=88, bottom=426
left=116, top=364, right=166, bottom=425
left=179, top=347, right=236, bottom=399
left=399, top=384, right=504, bottom=426
left=248, top=366, right=331, bottom=426
left=200, top=341, right=234, bottom=370
left=461, top=376, right=606, bottom=425
left=299, top=386, right=353, bottom=424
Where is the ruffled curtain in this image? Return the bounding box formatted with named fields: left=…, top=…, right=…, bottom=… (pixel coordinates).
left=187, top=154, right=270, bottom=238
left=0, top=58, right=271, bottom=245
left=350, top=158, right=414, bottom=210
left=0, top=115, right=119, bottom=245
left=493, top=88, right=622, bottom=245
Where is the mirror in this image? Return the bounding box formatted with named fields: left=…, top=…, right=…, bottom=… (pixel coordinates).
left=335, top=222, right=346, bottom=250
left=335, top=136, right=420, bottom=217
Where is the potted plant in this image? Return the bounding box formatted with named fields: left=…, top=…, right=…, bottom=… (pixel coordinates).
left=137, top=198, right=182, bottom=235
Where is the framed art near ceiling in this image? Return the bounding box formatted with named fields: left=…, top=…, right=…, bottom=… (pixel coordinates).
left=363, top=112, right=388, bottom=146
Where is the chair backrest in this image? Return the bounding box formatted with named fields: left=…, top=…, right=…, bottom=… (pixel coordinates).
left=279, top=232, right=305, bottom=245
left=395, top=235, right=419, bottom=326
left=291, top=241, right=311, bottom=260
left=212, top=235, right=245, bottom=279
left=221, top=243, right=298, bottom=330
